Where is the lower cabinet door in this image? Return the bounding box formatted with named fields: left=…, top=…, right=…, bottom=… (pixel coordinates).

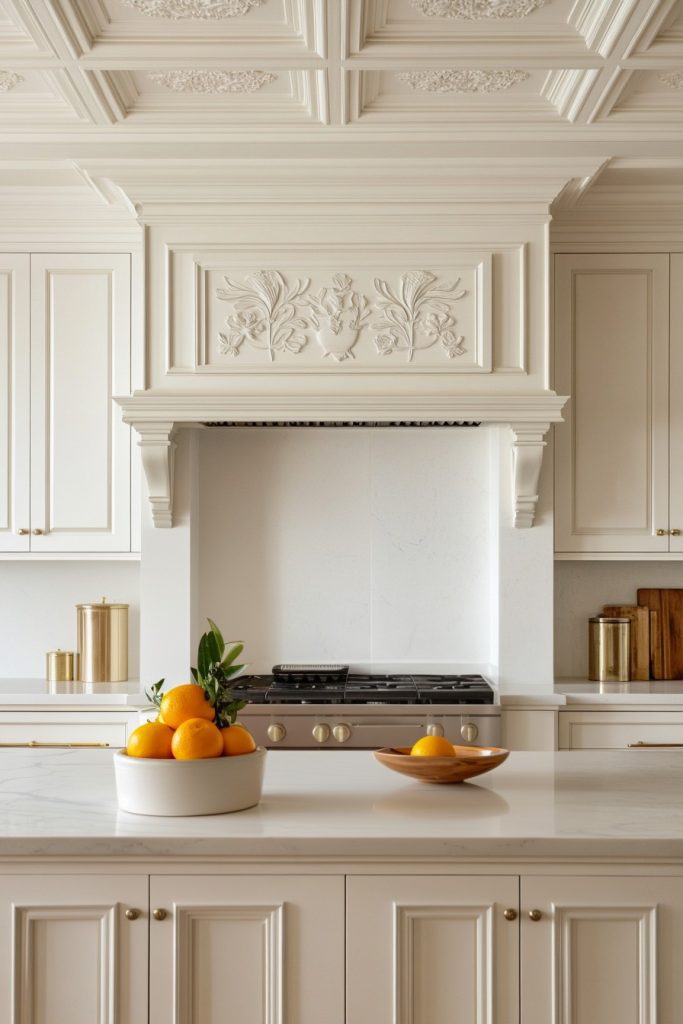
left=521, top=875, right=683, bottom=1024
left=149, top=873, right=345, bottom=1024
left=0, top=873, right=148, bottom=1024
left=346, top=875, right=520, bottom=1024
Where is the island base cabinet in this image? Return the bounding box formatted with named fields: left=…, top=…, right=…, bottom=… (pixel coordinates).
left=521, top=876, right=683, bottom=1024
left=149, top=874, right=345, bottom=1024
left=346, top=875, right=520, bottom=1024
left=0, top=874, right=148, bottom=1024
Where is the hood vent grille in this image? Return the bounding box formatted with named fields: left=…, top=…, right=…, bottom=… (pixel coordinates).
left=204, top=420, right=481, bottom=429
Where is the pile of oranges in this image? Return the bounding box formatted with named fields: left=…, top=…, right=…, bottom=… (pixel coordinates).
left=126, top=684, right=256, bottom=760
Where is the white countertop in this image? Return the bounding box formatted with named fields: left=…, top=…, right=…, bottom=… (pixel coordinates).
left=3, top=748, right=683, bottom=860
left=0, top=679, right=148, bottom=707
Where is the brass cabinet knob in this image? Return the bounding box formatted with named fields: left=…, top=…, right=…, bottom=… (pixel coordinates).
left=426, top=723, right=444, bottom=737
left=32, top=528, right=44, bottom=535
left=17, top=528, right=29, bottom=536
left=152, top=908, right=167, bottom=921
left=657, top=528, right=667, bottom=536
left=528, top=909, right=543, bottom=922
left=125, top=908, right=140, bottom=921
left=671, top=529, right=681, bottom=537
left=503, top=908, right=517, bottom=921
left=461, top=722, right=479, bottom=743
left=312, top=723, right=330, bottom=743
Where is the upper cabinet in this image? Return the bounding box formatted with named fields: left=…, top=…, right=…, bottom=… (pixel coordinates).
left=0, top=253, right=135, bottom=555
left=554, top=252, right=681, bottom=557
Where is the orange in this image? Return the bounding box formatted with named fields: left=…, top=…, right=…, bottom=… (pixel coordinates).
left=171, top=718, right=223, bottom=760
left=221, top=723, right=257, bottom=757
left=127, top=721, right=174, bottom=759
left=159, top=684, right=214, bottom=730
left=410, top=735, right=456, bottom=757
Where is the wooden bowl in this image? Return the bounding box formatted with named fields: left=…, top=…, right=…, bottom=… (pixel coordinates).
left=114, top=747, right=267, bottom=816
left=373, top=745, right=509, bottom=784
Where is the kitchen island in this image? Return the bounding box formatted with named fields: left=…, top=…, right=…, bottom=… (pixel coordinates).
left=3, top=748, right=683, bottom=1023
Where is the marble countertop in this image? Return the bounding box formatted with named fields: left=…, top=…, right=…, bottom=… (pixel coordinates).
left=3, top=748, right=683, bottom=860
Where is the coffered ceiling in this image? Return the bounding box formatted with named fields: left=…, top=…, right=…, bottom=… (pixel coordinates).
left=0, top=0, right=681, bottom=160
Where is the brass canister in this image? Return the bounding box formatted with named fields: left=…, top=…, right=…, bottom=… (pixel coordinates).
left=588, top=617, right=630, bottom=682
left=46, top=649, right=75, bottom=682
left=76, top=598, right=129, bottom=683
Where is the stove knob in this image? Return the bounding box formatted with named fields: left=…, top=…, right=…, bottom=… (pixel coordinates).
left=461, top=723, right=479, bottom=743
left=332, top=723, right=351, bottom=744
left=427, top=723, right=444, bottom=737
left=267, top=723, right=286, bottom=744
left=312, top=723, right=331, bottom=744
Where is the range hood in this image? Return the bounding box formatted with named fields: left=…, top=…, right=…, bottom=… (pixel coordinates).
left=108, top=157, right=597, bottom=532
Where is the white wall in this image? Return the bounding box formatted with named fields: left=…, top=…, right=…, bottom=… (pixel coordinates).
left=197, top=427, right=491, bottom=673
left=555, top=561, right=683, bottom=678
left=0, top=561, right=140, bottom=678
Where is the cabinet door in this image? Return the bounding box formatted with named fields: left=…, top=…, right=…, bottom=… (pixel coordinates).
left=522, top=875, right=683, bottom=1024
left=0, top=873, right=148, bottom=1024
left=30, top=254, right=131, bottom=552
left=669, top=254, right=683, bottom=553
left=0, top=254, right=30, bottom=552
left=149, top=873, right=345, bottom=1024
left=555, top=254, right=670, bottom=553
left=346, top=875, right=519, bottom=1024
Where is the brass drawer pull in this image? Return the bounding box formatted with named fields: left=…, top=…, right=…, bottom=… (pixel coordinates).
left=0, top=741, right=110, bottom=748
left=528, top=909, right=543, bottom=922
left=125, top=908, right=141, bottom=921
left=628, top=741, right=683, bottom=748
left=152, top=908, right=168, bottom=921
left=672, top=529, right=681, bottom=537
left=17, top=528, right=29, bottom=536
left=503, top=908, right=517, bottom=921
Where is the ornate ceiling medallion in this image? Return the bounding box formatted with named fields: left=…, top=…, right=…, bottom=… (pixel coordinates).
left=0, top=71, right=23, bottom=93
left=148, top=70, right=276, bottom=93
left=409, top=0, right=548, bottom=18
left=659, top=72, right=683, bottom=90
left=398, top=69, right=529, bottom=94
left=121, top=0, right=265, bottom=19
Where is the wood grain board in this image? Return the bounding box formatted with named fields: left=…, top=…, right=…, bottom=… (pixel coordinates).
left=637, top=590, right=683, bottom=680
left=603, top=605, right=650, bottom=680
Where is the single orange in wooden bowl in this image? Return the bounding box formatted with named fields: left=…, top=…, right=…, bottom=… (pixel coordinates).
left=373, top=745, right=509, bottom=784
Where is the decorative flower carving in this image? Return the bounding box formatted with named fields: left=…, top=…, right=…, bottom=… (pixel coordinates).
left=148, top=70, right=276, bottom=94
left=409, top=0, right=548, bottom=17
left=372, top=271, right=467, bottom=363
left=659, top=72, right=683, bottom=90
left=121, top=0, right=265, bottom=19
left=302, top=274, right=371, bottom=362
left=216, top=270, right=310, bottom=362
left=398, top=69, right=529, bottom=94
left=0, top=71, right=23, bottom=93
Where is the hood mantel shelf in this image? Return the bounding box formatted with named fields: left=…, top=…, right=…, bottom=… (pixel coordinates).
left=117, top=393, right=567, bottom=530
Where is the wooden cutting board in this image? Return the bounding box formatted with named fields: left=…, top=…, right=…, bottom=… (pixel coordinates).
left=603, top=605, right=650, bottom=680
left=637, top=589, right=683, bottom=679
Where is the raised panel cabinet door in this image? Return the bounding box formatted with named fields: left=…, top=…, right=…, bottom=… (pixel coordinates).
left=554, top=254, right=670, bottom=553
left=149, top=873, right=345, bottom=1024
left=30, top=254, right=131, bottom=552
left=0, top=254, right=30, bottom=552
left=346, top=875, right=519, bottom=1024
left=669, top=254, right=683, bottom=553
left=521, top=875, right=683, bottom=1024
left=0, top=873, right=148, bottom=1024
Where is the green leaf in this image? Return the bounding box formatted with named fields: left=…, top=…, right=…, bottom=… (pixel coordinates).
left=144, top=679, right=165, bottom=707
left=207, top=618, right=224, bottom=653
left=222, top=663, right=246, bottom=680
left=222, top=642, right=244, bottom=667
left=205, top=629, right=223, bottom=667
left=190, top=666, right=198, bottom=683
left=197, top=634, right=211, bottom=680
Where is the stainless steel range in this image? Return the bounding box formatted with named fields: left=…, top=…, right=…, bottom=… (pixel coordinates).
left=234, top=664, right=500, bottom=750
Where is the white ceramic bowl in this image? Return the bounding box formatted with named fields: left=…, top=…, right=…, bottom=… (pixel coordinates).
left=114, top=747, right=267, bottom=816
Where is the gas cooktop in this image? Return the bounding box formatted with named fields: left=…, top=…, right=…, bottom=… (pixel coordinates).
left=230, top=665, right=495, bottom=706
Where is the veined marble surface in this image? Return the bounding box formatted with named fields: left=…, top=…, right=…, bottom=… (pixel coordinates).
left=2, top=748, right=683, bottom=860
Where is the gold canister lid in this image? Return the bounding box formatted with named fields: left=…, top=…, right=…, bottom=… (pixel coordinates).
left=76, top=596, right=129, bottom=611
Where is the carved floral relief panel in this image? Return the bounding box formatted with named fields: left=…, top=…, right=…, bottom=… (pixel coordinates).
left=192, top=259, right=491, bottom=371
